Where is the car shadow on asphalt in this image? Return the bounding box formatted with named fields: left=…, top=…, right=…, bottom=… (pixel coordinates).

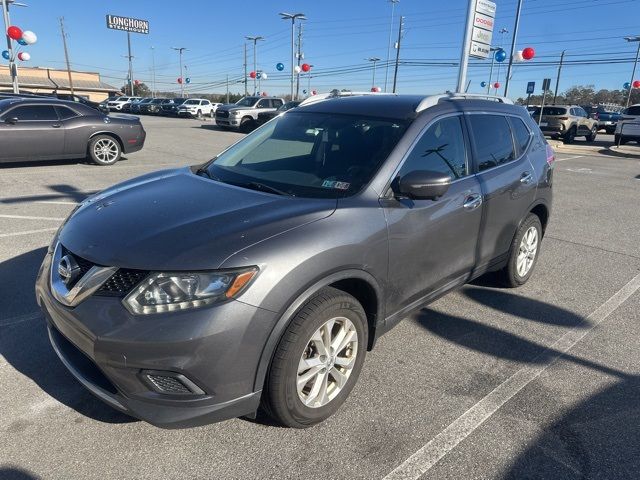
left=0, top=248, right=136, bottom=426
left=412, top=285, right=638, bottom=478
left=0, top=184, right=97, bottom=205
left=0, top=466, right=41, bottom=480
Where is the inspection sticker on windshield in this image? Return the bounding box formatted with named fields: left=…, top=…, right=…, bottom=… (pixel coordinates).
left=322, top=180, right=350, bottom=190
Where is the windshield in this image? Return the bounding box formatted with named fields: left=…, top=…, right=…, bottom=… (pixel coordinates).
left=206, top=112, right=409, bottom=198
left=184, top=99, right=199, bottom=105
left=626, top=105, right=640, bottom=115
left=532, top=107, right=566, bottom=116
left=235, top=97, right=260, bottom=107
left=152, top=98, right=164, bottom=104
left=117, top=97, right=130, bottom=102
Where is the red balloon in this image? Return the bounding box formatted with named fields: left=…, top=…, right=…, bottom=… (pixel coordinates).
left=177, top=77, right=183, bottom=84
left=261, top=91, right=267, bottom=97
left=249, top=71, right=256, bottom=79
left=370, top=86, right=381, bottom=92
left=522, top=47, right=535, bottom=60
left=301, top=63, right=311, bottom=72
left=493, top=82, right=500, bottom=89
left=312, top=90, right=317, bottom=95
left=134, top=80, right=140, bottom=85
left=7, top=26, right=22, bottom=40
left=633, top=80, right=640, bottom=89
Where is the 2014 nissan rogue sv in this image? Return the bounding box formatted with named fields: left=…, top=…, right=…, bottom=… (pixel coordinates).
left=36, top=93, right=554, bottom=429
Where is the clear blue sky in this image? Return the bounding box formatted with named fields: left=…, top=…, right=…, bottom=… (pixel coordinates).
left=4, top=0, right=639, bottom=98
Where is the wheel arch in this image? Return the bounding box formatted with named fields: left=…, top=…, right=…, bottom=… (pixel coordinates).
left=529, top=201, right=549, bottom=235
left=253, top=269, right=384, bottom=393
left=88, top=131, right=124, bottom=152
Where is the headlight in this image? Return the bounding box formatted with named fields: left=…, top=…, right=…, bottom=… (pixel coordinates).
left=123, top=268, right=258, bottom=314
left=230, top=111, right=240, bottom=116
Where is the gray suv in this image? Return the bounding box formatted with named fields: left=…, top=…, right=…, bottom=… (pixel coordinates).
left=36, top=93, right=554, bottom=428
left=215, top=96, right=284, bottom=132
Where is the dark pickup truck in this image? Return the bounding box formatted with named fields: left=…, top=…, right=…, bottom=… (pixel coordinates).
left=582, top=105, right=622, bottom=134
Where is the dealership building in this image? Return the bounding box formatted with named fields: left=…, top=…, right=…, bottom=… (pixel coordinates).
left=0, top=65, right=120, bottom=101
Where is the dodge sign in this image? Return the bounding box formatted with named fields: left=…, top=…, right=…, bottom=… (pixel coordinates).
left=105, top=15, right=150, bottom=34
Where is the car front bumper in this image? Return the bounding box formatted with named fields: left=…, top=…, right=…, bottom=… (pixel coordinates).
left=35, top=250, right=275, bottom=428
left=215, top=117, right=240, bottom=128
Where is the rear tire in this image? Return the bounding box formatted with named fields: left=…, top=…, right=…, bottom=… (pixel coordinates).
left=88, top=135, right=121, bottom=166
left=498, top=214, right=543, bottom=288
left=263, top=287, right=368, bottom=428
left=563, top=127, right=576, bottom=144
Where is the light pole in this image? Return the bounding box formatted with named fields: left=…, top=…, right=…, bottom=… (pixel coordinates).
left=486, top=47, right=501, bottom=94
left=279, top=12, right=306, bottom=101
left=245, top=35, right=263, bottom=95
left=384, top=0, right=399, bottom=92
left=150, top=46, right=156, bottom=98
left=171, top=46, right=187, bottom=97
left=624, top=36, right=640, bottom=108
left=366, top=57, right=381, bottom=89
left=1, top=0, right=27, bottom=93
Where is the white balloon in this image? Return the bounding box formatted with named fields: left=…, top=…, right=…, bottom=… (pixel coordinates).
left=261, top=72, right=267, bottom=80
left=294, top=65, right=301, bottom=74
left=21, top=30, right=37, bottom=45
left=514, top=50, right=524, bottom=62
left=18, top=52, right=30, bottom=61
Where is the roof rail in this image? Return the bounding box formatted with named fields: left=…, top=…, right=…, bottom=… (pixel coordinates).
left=415, top=92, right=513, bottom=112
left=298, top=90, right=396, bottom=107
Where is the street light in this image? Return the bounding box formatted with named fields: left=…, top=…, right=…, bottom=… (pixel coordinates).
left=384, top=0, right=399, bottom=92
left=1, top=0, right=28, bottom=93
left=245, top=35, right=264, bottom=95
left=624, top=36, right=640, bottom=108
left=171, top=46, right=187, bottom=97
left=366, top=57, right=381, bottom=89
left=279, top=12, right=306, bottom=101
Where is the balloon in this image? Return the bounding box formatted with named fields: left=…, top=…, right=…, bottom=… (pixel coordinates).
left=177, top=77, right=183, bottom=84
left=514, top=50, right=524, bottom=62
left=623, top=82, right=631, bottom=90
left=256, top=71, right=262, bottom=79
left=186, top=77, right=191, bottom=84
left=249, top=71, right=256, bottom=79
left=633, top=80, right=640, bottom=89
left=1, top=50, right=9, bottom=60
left=370, top=86, right=381, bottom=92
left=17, top=39, right=27, bottom=46
left=493, top=82, right=500, bottom=89
left=303, top=89, right=307, bottom=94
left=134, top=79, right=140, bottom=85
left=276, top=62, right=284, bottom=71
left=7, top=26, right=22, bottom=40
left=312, top=90, right=317, bottom=95
left=494, top=49, right=507, bottom=63
left=261, top=91, right=267, bottom=97
left=301, top=63, right=311, bottom=72
left=294, top=65, right=301, bottom=74
left=17, top=51, right=30, bottom=61
left=522, top=47, right=535, bottom=60
left=261, top=72, right=267, bottom=80
left=21, top=30, right=37, bottom=45
left=480, top=81, right=487, bottom=87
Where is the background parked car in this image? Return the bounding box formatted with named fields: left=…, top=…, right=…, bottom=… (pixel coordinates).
left=531, top=105, right=598, bottom=144
left=614, top=104, right=640, bottom=144
left=140, top=98, right=165, bottom=115
left=108, top=96, right=141, bottom=111
left=0, top=97, right=145, bottom=165
left=581, top=104, right=622, bottom=134
left=130, top=98, right=153, bottom=114
left=215, top=96, right=285, bottom=132
left=256, top=101, right=301, bottom=126
left=160, top=97, right=188, bottom=116
left=177, top=98, right=216, bottom=118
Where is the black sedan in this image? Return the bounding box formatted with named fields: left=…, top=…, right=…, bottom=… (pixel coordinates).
left=256, top=101, right=301, bottom=126
left=140, top=98, right=165, bottom=115
left=0, top=97, right=145, bottom=165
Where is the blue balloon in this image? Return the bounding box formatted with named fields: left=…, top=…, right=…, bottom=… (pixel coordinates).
left=185, top=77, right=191, bottom=84
left=494, top=49, right=507, bottom=63
left=1, top=50, right=9, bottom=60
left=256, top=71, right=262, bottom=79
left=624, top=82, right=631, bottom=90
left=276, top=62, right=284, bottom=71
left=480, top=81, right=487, bottom=87
left=303, top=89, right=307, bottom=94
left=17, top=38, right=27, bottom=46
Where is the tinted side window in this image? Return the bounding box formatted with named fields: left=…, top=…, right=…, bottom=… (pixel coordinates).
left=5, top=105, right=58, bottom=121
left=509, top=117, right=531, bottom=156
left=256, top=99, right=270, bottom=108
left=56, top=106, right=79, bottom=120
left=469, top=115, right=515, bottom=171
left=626, top=106, right=640, bottom=115
left=398, top=116, right=468, bottom=180
left=272, top=99, right=284, bottom=108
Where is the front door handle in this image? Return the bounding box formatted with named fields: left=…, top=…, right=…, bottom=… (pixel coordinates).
left=520, top=171, right=533, bottom=184
left=463, top=194, right=482, bottom=210
left=51, top=123, right=62, bottom=128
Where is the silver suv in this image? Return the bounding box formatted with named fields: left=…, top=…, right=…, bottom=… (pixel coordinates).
left=215, top=96, right=284, bottom=132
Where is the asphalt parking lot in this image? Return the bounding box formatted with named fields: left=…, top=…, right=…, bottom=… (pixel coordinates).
left=1, top=116, right=639, bottom=480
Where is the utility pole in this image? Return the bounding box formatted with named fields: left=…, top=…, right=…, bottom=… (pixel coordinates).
left=243, top=43, right=248, bottom=97
left=1, top=0, right=22, bottom=93
left=171, top=46, right=186, bottom=97
left=553, top=50, right=565, bottom=105
left=384, top=0, right=399, bottom=92
left=245, top=35, right=263, bottom=95
left=392, top=16, right=404, bottom=94
left=280, top=12, right=306, bottom=101
left=295, top=22, right=303, bottom=100
left=226, top=74, right=229, bottom=103
left=59, top=17, right=74, bottom=95
left=126, top=31, right=134, bottom=96
left=503, top=0, right=524, bottom=97
left=150, top=46, right=156, bottom=98
left=624, top=36, right=640, bottom=108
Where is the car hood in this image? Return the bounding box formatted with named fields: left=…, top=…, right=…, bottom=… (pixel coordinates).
left=58, top=168, right=336, bottom=270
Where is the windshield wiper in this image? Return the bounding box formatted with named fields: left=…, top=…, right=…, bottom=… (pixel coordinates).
left=242, top=181, right=292, bottom=196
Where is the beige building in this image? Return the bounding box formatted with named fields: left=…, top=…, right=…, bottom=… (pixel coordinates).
left=0, top=65, right=119, bottom=101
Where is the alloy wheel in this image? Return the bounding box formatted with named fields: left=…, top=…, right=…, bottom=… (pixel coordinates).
left=516, top=226, right=538, bottom=277
left=297, top=316, right=358, bottom=408
left=93, top=138, right=119, bottom=163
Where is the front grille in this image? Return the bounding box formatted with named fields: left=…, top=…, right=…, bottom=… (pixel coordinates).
left=97, top=269, right=148, bottom=297
left=216, top=110, right=229, bottom=118
left=60, top=246, right=100, bottom=289
left=146, top=374, right=192, bottom=394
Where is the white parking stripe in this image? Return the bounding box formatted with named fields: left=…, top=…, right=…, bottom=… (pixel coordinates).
left=383, top=272, right=640, bottom=480
left=1, top=311, right=41, bottom=327
left=555, top=155, right=585, bottom=162
left=33, top=201, right=78, bottom=205
left=0, top=214, right=65, bottom=221
left=0, top=227, right=58, bottom=238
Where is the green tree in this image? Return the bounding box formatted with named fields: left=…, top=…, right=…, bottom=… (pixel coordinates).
left=121, top=82, right=152, bottom=97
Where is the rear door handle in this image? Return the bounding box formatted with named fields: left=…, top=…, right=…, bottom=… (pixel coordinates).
left=51, top=123, right=61, bottom=128
left=463, top=194, right=482, bottom=210
left=520, top=172, right=533, bottom=184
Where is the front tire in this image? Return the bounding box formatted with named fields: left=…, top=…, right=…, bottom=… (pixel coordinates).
left=585, top=126, right=597, bottom=142
left=88, top=135, right=121, bottom=165
left=263, top=287, right=368, bottom=428
left=240, top=117, right=255, bottom=133
left=499, top=214, right=542, bottom=288
left=563, top=127, right=576, bottom=144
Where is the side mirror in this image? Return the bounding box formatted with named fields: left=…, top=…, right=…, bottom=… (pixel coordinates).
left=396, top=170, right=451, bottom=200
left=4, top=117, right=18, bottom=125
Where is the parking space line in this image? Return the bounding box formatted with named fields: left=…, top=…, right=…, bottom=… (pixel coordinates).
left=1, top=311, right=41, bottom=327
left=0, top=214, right=65, bottom=221
left=33, top=201, right=78, bottom=205
left=555, top=155, right=585, bottom=162
left=383, top=271, right=640, bottom=480
left=0, top=228, right=58, bottom=238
